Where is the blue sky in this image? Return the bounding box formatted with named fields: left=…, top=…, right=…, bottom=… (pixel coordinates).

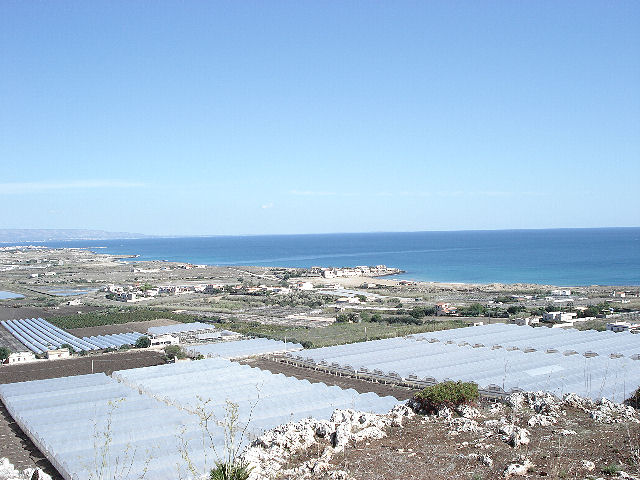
left=1, top=1, right=638, bottom=235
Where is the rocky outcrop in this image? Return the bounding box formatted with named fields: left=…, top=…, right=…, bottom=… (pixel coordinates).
left=0, top=459, right=52, bottom=480
left=243, top=405, right=414, bottom=480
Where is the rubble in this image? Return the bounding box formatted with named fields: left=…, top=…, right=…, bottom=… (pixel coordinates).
left=243, top=406, right=412, bottom=480
left=504, top=458, right=534, bottom=477
left=0, top=459, right=52, bottom=480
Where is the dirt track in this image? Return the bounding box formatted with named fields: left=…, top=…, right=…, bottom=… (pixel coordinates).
left=240, top=356, right=418, bottom=401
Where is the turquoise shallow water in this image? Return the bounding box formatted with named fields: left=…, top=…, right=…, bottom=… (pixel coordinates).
left=0, top=290, right=24, bottom=300
left=19, top=228, right=640, bottom=286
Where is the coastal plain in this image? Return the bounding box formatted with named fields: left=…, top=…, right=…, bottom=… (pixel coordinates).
left=1, top=245, right=640, bottom=480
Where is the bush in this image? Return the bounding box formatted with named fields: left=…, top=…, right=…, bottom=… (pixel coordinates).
left=135, top=336, right=151, bottom=348
left=210, top=462, right=252, bottom=480
left=600, top=464, right=622, bottom=475
left=164, top=345, right=186, bottom=360
left=0, top=347, right=11, bottom=361
left=414, top=381, right=479, bottom=413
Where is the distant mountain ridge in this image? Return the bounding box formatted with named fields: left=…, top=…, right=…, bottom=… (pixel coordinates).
left=0, top=229, right=149, bottom=243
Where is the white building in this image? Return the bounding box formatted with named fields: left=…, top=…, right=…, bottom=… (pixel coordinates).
left=336, top=296, right=360, bottom=304
left=47, top=348, right=71, bottom=360
left=550, top=289, right=572, bottom=296
left=150, top=334, right=180, bottom=347
left=514, top=317, right=541, bottom=326
left=543, top=311, right=577, bottom=323
left=606, top=322, right=640, bottom=333
left=294, top=281, right=314, bottom=291
left=5, top=351, right=36, bottom=365
left=115, top=292, right=136, bottom=302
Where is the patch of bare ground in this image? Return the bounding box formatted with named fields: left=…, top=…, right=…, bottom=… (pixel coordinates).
left=66, top=317, right=178, bottom=337
left=0, top=349, right=164, bottom=384
left=0, top=305, right=102, bottom=322
left=278, top=400, right=640, bottom=480
left=240, top=357, right=417, bottom=401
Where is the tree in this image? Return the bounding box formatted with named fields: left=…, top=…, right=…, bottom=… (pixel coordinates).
left=164, top=345, right=186, bottom=360
left=135, top=336, right=151, bottom=348
left=0, top=347, right=11, bottom=361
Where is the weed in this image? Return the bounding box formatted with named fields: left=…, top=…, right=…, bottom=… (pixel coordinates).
left=600, top=463, right=622, bottom=474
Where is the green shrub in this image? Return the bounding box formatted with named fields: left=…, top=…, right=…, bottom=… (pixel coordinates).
left=0, top=347, right=11, bottom=361
left=135, top=336, right=151, bottom=348
left=414, top=381, right=479, bottom=413
left=600, top=464, right=622, bottom=474
left=164, top=345, right=186, bottom=360
left=210, top=462, right=252, bottom=480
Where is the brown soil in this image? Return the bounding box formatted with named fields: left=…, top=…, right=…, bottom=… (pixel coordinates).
left=240, top=357, right=418, bottom=401
left=66, top=318, right=178, bottom=337
left=0, top=305, right=101, bottom=322
left=282, top=404, right=640, bottom=480
left=0, top=349, right=164, bottom=385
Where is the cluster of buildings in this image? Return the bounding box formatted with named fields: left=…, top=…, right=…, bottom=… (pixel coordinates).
left=104, top=281, right=315, bottom=303
left=309, top=265, right=403, bottom=278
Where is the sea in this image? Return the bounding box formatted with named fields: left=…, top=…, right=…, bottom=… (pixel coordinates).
left=27, top=228, right=640, bottom=286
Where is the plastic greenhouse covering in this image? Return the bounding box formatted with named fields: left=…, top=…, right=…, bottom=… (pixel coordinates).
left=0, top=358, right=397, bottom=480
left=81, top=332, right=144, bottom=349
left=147, top=321, right=218, bottom=336
left=185, top=338, right=303, bottom=359
left=293, top=325, right=640, bottom=402
left=1, top=318, right=104, bottom=354
left=412, top=323, right=640, bottom=358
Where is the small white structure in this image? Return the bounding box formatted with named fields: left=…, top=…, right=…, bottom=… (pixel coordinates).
left=115, top=292, right=136, bottom=302
left=150, top=334, right=180, bottom=347
left=5, top=351, right=36, bottom=364
left=543, top=311, right=577, bottom=323
left=551, top=289, right=572, bottom=296
left=294, top=281, right=314, bottom=291
left=436, top=302, right=457, bottom=316
left=515, top=317, right=541, bottom=326
left=336, top=296, right=360, bottom=304
left=47, top=348, right=71, bottom=360
left=607, top=322, right=640, bottom=333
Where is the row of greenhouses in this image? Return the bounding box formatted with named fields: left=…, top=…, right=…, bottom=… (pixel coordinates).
left=0, top=358, right=397, bottom=480
left=293, top=325, right=640, bottom=402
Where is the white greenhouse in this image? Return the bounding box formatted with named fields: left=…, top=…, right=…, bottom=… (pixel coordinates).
left=0, top=358, right=397, bottom=480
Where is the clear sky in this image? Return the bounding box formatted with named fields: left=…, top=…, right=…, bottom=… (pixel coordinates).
left=1, top=1, right=638, bottom=236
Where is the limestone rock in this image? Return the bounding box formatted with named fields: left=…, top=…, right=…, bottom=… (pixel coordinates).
left=504, top=459, right=534, bottom=477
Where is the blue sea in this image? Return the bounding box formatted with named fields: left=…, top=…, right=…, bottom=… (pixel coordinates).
left=29, top=228, right=640, bottom=286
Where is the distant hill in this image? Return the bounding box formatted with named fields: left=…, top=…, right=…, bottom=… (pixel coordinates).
left=0, top=229, right=149, bottom=243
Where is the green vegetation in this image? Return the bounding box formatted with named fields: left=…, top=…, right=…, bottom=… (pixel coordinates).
left=573, top=319, right=607, bottom=332
left=135, top=336, right=151, bottom=348
left=210, top=463, right=252, bottom=480
left=409, top=306, right=436, bottom=318
left=600, top=464, right=622, bottom=475
left=457, top=303, right=487, bottom=317
left=414, top=381, right=479, bottom=413
left=48, top=307, right=198, bottom=329
left=0, top=346, right=11, bottom=361
left=164, top=345, right=186, bottom=360
left=210, top=318, right=467, bottom=349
